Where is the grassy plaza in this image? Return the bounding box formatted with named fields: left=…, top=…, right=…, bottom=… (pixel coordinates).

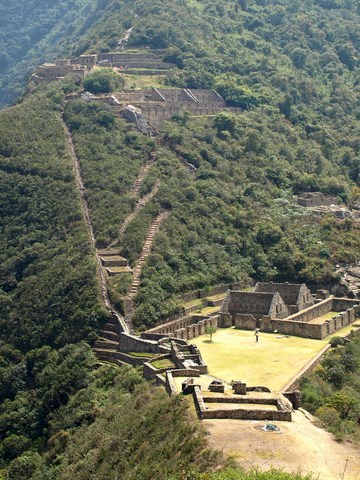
left=192, top=325, right=356, bottom=391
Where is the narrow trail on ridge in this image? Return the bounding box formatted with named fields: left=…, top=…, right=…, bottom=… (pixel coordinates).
left=62, top=117, right=128, bottom=333
left=107, top=150, right=158, bottom=249
left=64, top=116, right=169, bottom=337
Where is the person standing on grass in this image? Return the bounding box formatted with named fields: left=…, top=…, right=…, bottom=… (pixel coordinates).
left=255, top=328, right=259, bottom=343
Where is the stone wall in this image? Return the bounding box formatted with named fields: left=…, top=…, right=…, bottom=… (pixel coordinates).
left=97, top=53, right=174, bottom=70
left=284, top=297, right=333, bottom=323
left=178, top=282, right=243, bottom=304
left=192, top=389, right=292, bottom=421
left=268, top=319, right=324, bottom=339
left=35, top=64, right=89, bottom=79
left=333, top=298, right=360, bottom=311
left=234, top=313, right=257, bottom=330
left=297, top=192, right=338, bottom=207
left=118, top=332, right=168, bottom=354
left=227, top=291, right=288, bottom=319
left=145, top=314, right=219, bottom=341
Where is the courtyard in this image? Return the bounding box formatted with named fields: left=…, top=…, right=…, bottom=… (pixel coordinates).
left=192, top=324, right=356, bottom=391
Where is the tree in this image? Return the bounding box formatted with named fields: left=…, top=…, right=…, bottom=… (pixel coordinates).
left=205, top=325, right=217, bottom=342
left=83, top=69, right=125, bottom=94
left=329, top=336, right=345, bottom=348
left=328, top=391, right=358, bottom=419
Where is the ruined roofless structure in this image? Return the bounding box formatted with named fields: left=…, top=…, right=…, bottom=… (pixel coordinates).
left=219, top=281, right=360, bottom=339
left=254, top=282, right=314, bottom=314
left=227, top=291, right=289, bottom=319
left=297, top=192, right=338, bottom=207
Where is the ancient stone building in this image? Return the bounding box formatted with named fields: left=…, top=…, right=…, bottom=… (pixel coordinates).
left=32, top=61, right=92, bottom=83
left=220, top=291, right=289, bottom=330
left=297, top=192, right=338, bottom=207
left=113, top=87, right=238, bottom=127
left=219, top=283, right=360, bottom=339
left=77, top=54, right=98, bottom=66
left=254, top=282, right=314, bottom=314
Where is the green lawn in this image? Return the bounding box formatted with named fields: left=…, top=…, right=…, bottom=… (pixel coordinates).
left=123, top=74, right=167, bottom=89
left=192, top=325, right=356, bottom=392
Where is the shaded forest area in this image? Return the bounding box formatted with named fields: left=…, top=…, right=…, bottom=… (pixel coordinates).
left=0, top=0, right=105, bottom=107
left=1, top=0, right=360, bottom=478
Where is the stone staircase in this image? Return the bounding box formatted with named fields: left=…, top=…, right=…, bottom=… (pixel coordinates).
left=94, top=318, right=122, bottom=363
left=108, top=180, right=160, bottom=249
left=128, top=210, right=169, bottom=300
left=132, top=151, right=156, bottom=196
left=123, top=210, right=169, bottom=331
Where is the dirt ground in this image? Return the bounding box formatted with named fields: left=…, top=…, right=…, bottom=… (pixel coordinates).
left=203, top=409, right=360, bottom=480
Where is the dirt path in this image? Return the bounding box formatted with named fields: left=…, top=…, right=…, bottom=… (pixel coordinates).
left=204, top=410, right=360, bottom=480
left=107, top=180, right=160, bottom=249
left=63, top=118, right=128, bottom=332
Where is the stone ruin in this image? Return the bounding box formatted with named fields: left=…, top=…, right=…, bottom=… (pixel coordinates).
left=297, top=191, right=338, bottom=208
left=32, top=59, right=93, bottom=84
left=32, top=51, right=175, bottom=84
left=97, top=248, right=132, bottom=277
left=188, top=379, right=293, bottom=422
left=112, top=87, right=241, bottom=129
left=219, top=281, right=360, bottom=339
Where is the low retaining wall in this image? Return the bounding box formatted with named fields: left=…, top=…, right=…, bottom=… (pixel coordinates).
left=178, top=283, right=244, bottom=304
left=146, top=314, right=218, bottom=341
left=193, top=389, right=292, bottom=421
left=165, top=369, right=201, bottom=396
left=119, top=333, right=169, bottom=354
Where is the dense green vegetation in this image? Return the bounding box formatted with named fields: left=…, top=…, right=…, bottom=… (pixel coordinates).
left=1, top=0, right=360, bottom=477
left=2, top=360, right=221, bottom=480
left=0, top=0, right=109, bottom=107
left=0, top=90, right=107, bottom=350
left=56, top=0, right=360, bottom=328
left=301, top=330, right=360, bottom=442
left=83, top=68, right=125, bottom=94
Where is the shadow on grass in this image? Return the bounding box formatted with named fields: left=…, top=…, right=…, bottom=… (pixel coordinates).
left=203, top=340, right=214, bottom=344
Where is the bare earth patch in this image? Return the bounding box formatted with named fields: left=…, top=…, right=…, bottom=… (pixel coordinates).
left=204, top=410, right=360, bottom=480
left=190, top=326, right=360, bottom=478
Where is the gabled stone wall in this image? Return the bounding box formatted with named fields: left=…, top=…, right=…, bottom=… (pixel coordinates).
left=255, top=282, right=314, bottom=312
left=227, top=291, right=288, bottom=319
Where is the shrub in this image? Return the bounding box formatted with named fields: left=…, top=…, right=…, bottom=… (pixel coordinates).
left=83, top=69, right=125, bottom=94
left=329, top=336, right=345, bottom=348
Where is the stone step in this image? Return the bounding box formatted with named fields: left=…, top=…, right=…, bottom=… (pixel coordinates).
left=98, top=329, right=119, bottom=341
left=94, top=339, right=119, bottom=349
left=94, top=348, right=127, bottom=367
left=102, top=322, right=118, bottom=332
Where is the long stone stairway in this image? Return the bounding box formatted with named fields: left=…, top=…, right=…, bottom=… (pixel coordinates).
left=107, top=150, right=159, bottom=250
left=132, top=150, right=156, bottom=196
left=94, top=151, right=163, bottom=343
left=125, top=210, right=169, bottom=329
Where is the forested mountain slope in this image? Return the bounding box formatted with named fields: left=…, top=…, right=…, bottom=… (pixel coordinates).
left=0, top=0, right=106, bottom=107
left=60, top=0, right=360, bottom=327
left=1, top=0, right=360, bottom=478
